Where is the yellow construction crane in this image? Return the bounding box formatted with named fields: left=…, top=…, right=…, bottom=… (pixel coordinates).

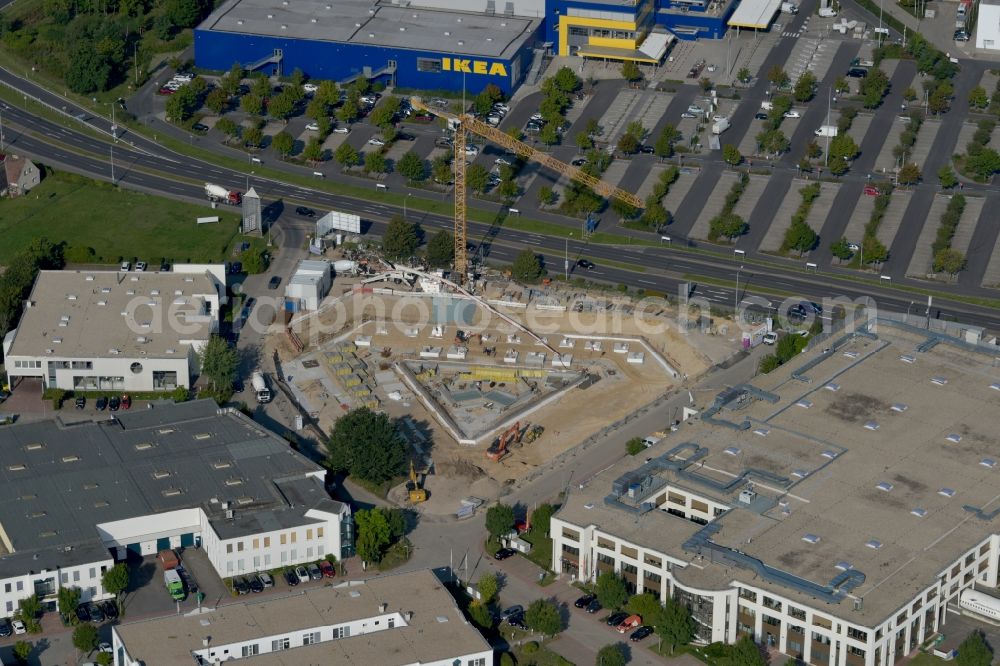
left=410, top=97, right=645, bottom=279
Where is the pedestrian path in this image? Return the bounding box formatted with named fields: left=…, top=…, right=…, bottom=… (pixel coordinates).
left=631, top=93, right=674, bottom=137
left=875, top=190, right=911, bottom=251
left=636, top=163, right=669, bottom=201
left=952, top=195, right=985, bottom=256
left=759, top=179, right=807, bottom=252
left=689, top=171, right=738, bottom=240
left=905, top=194, right=950, bottom=277
left=601, top=159, right=631, bottom=188
left=733, top=175, right=768, bottom=220
left=839, top=194, right=874, bottom=252
left=662, top=168, right=698, bottom=215
left=848, top=113, right=874, bottom=154
left=874, top=120, right=907, bottom=173
left=910, top=119, right=942, bottom=171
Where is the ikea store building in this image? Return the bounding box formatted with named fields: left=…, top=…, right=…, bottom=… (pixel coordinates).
left=194, top=0, right=742, bottom=96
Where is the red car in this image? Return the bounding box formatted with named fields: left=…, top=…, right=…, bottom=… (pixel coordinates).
left=318, top=560, right=336, bottom=578
left=121, top=394, right=132, bottom=410
left=158, top=87, right=176, bottom=95
left=863, top=184, right=881, bottom=196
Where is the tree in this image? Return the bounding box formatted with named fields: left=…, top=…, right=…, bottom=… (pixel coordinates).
left=432, top=155, right=453, bottom=184
left=767, top=65, right=790, bottom=88
left=966, top=148, right=1000, bottom=181
left=539, top=122, right=560, bottom=145
left=641, top=202, right=670, bottom=230
left=737, top=67, right=753, bottom=85
left=13, top=641, right=31, bottom=665
left=302, top=138, right=325, bottom=163
left=205, top=88, right=229, bottom=115
left=621, top=60, right=642, bottom=82
left=216, top=117, right=240, bottom=143
left=334, top=143, right=360, bottom=169
left=382, top=215, right=419, bottom=260
left=805, top=140, right=823, bottom=160
left=220, top=63, right=243, bottom=96
left=525, top=598, right=562, bottom=637
left=477, top=572, right=499, bottom=604
left=861, top=234, right=888, bottom=264
left=467, top=163, right=490, bottom=193
left=793, top=71, right=817, bottom=102
left=655, top=125, right=678, bottom=159
left=538, top=186, right=557, bottom=206
left=327, top=407, right=407, bottom=484
left=731, top=634, right=766, bottom=666
left=903, top=85, right=917, bottom=101
left=511, top=249, right=543, bottom=282
left=72, top=623, right=99, bottom=653
left=829, top=134, right=859, bottom=162
left=96, top=653, right=113, bottom=666
left=956, top=630, right=993, bottom=666
left=271, top=131, right=294, bottom=159
left=968, top=85, right=989, bottom=110
left=933, top=247, right=966, bottom=276
left=723, top=144, right=742, bottom=166
left=617, top=132, right=639, bottom=155
left=498, top=178, right=520, bottom=201
left=354, top=508, right=391, bottom=563
left=165, top=86, right=199, bottom=123
left=938, top=164, right=958, bottom=189
left=626, top=437, right=644, bottom=455
left=198, top=335, right=238, bottom=399
left=485, top=503, right=515, bottom=543
left=65, top=46, right=113, bottom=94
left=166, top=0, right=202, bottom=27
left=267, top=91, right=296, bottom=121
left=529, top=504, right=556, bottom=537
left=102, top=563, right=129, bottom=606
left=337, top=98, right=359, bottom=124
left=17, top=594, right=41, bottom=632
left=783, top=218, right=818, bottom=255
left=757, top=129, right=790, bottom=155
left=760, top=354, right=781, bottom=373
left=364, top=150, right=387, bottom=174
left=834, top=76, right=850, bottom=94
left=710, top=212, right=748, bottom=241
left=552, top=66, right=581, bottom=93
left=575, top=131, right=593, bottom=150
left=467, top=600, right=493, bottom=629
left=396, top=151, right=426, bottom=182
left=897, top=162, right=922, bottom=185
left=596, top=572, right=629, bottom=610
left=57, top=586, right=81, bottom=621
left=426, top=230, right=455, bottom=268
left=596, top=644, right=627, bottom=666
left=700, top=76, right=714, bottom=92
left=242, top=126, right=263, bottom=149
left=240, top=93, right=264, bottom=116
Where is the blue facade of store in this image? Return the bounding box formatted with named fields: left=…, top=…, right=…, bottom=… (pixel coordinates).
left=193, top=29, right=539, bottom=96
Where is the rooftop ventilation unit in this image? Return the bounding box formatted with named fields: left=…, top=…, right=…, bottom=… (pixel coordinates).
left=864, top=421, right=879, bottom=431
left=911, top=508, right=927, bottom=518
left=796, top=399, right=813, bottom=409
left=899, top=354, right=915, bottom=364
left=266, top=13, right=273, bottom=18
left=738, top=488, right=757, bottom=505
left=126, top=289, right=135, bottom=296
left=945, top=433, right=962, bottom=443
left=61, top=456, right=80, bottom=463
left=865, top=539, right=882, bottom=550
left=97, top=300, right=107, bottom=306
left=152, top=470, right=171, bottom=479
left=821, top=450, right=838, bottom=459
left=930, top=376, right=948, bottom=386
left=24, top=443, right=43, bottom=451
left=134, top=442, right=155, bottom=451
left=67, top=294, right=77, bottom=301
left=53, top=337, right=63, bottom=344
left=843, top=350, right=860, bottom=359
left=835, top=561, right=852, bottom=571
left=825, top=383, right=840, bottom=391
left=753, top=427, right=770, bottom=437
left=236, top=19, right=243, bottom=24
left=990, top=382, right=1000, bottom=391
left=980, top=458, right=997, bottom=469
left=939, top=487, right=956, bottom=497
left=723, top=446, right=741, bottom=456
left=792, top=469, right=809, bottom=479
left=101, top=287, right=111, bottom=294
left=891, top=403, right=908, bottom=412
left=876, top=482, right=893, bottom=492
left=86, top=275, right=95, bottom=281
left=802, top=534, right=820, bottom=544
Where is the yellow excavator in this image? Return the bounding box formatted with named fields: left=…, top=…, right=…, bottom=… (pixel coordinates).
left=407, top=460, right=427, bottom=503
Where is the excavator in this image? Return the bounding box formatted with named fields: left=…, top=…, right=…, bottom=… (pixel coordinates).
left=406, top=460, right=427, bottom=503
left=486, top=421, right=522, bottom=462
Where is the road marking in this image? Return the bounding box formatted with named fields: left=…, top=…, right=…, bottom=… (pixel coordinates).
left=637, top=279, right=657, bottom=285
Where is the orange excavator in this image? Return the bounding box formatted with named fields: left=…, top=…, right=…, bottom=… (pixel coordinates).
left=486, top=422, right=522, bottom=462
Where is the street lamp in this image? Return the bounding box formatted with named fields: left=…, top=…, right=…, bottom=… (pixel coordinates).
left=564, top=232, right=573, bottom=280
left=735, top=265, right=745, bottom=315
left=404, top=192, right=411, bottom=219
left=110, top=145, right=115, bottom=184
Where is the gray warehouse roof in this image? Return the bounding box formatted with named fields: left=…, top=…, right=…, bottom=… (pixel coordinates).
left=199, top=0, right=541, bottom=59
left=0, top=401, right=332, bottom=577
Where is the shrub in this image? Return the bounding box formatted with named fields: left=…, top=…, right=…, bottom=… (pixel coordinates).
left=523, top=641, right=540, bottom=654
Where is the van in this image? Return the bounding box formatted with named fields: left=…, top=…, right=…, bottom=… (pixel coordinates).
left=819, top=6, right=837, bottom=16
left=814, top=125, right=838, bottom=137
left=760, top=101, right=774, bottom=111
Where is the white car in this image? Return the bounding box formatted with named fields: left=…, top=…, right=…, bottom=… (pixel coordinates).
left=367, top=137, right=386, bottom=146
left=302, top=83, right=318, bottom=94
left=530, top=112, right=544, bottom=122
left=713, top=114, right=727, bottom=122
left=120, top=261, right=130, bottom=271
left=687, top=105, right=704, bottom=114
left=305, top=122, right=320, bottom=131
left=847, top=242, right=860, bottom=251
left=12, top=620, right=26, bottom=635
left=495, top=157, right=512, bottom=167
left=135, top=261, right=147, bottom=272
left=762, top=332, right=778, bottom=345
left=681, top=112, right=698, bottom=119
left=173, top=73, right=193, bottom=82
left=493, top=103, right=510, bottom=113
left=464, top=146, right=479, bottom=157
left=486, top=115, right=501, bottom=126
left=332, top=126, right=349, bottom=134
left=98, top=642, right=113, bottom=653
left=784, top=110, right=801, bottom=118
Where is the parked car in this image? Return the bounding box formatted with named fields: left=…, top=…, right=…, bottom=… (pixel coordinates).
left=847, top=67, right=868, bottom=78
left=763, top=332, right=778, bottom=345
left=507, top=613, right=527, bottom=630
left=268, top=276, right=282, bottom=290
left=464, top=145, right=479, bottom=157
left=295, top=206, right=316, bottom=217
left=98, top=642, right=113, bottom=653
left=494, top=157, right=512, bottom=167
left=109, top=396, right=121, bottom=412
left=318, top=560, right=336, bottom=578
left=687, top=105, right=704, bottom=115
left=259, top=572, right=274, bottom=588
left=332, top=126, right=350, bottom=134
left=305, top=122, right=320, bottom=131
left=233, top=576, right=250, bottom=595
left=249, top=575, right=265, bottom=593
left=755, top=111, right=769, bottom=120
left=230, top=261, right=243, bottom=274
left=783, top=110, right=801, bottom=118
left=586, top=598, right=603, bottom=614
left=75, top=396, right=86, bottom=409
left=863, top=184, right=881, bottom=196
left=847, top=242, right=861, bottom=251
left=0, top=619, right=11, bottom=637
left=120, top=261, right=130, bottom=271
left=101, top=600, right=118, bottom=620
left=283, top=569, right=299, bottom=586
left=12, top=620, right=26, bottom=635
left=308, top=563, right=323, bottom=581
left=367, top=137, right=386, bottom=146
left=295, top=566, right=310, bottom=583
left=571, top=157, right=587, bottom=166
left=494, top=547, right=517, bottom=561
left=530, top=112, right=545, bottom=122
left=191, top=123, right=209, bottom=133
left=135, top=261, right=147, bottom=272
left=500, top=605, right=523, bottom=621
left=121, top=394, right=131, bottom=410
left=493, top=103, right=510, bottom=113
left=413, top=112, right=434, bottom=122
left=96, top=396, right=108, bottom=411
left=954, top=29, right=969, bottom=41
left=616, top=614, right=642, bottom=633
left=630, top=626, right=654, bottom=641
left=89, top=603, right=106, bottom=623
left=574, top=594, right=596, bottom=608
left=303, top=83, right=318, bottom=94
left=681, top=112, right=698, bottom=119
left=606, top=612, right=629, bottom=627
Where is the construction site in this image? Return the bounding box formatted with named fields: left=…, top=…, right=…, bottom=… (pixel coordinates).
left=266, top=263, right=728, bottom=516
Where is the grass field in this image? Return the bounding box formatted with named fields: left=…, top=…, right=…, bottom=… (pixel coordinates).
left=0, top=170, right=242, bottom=265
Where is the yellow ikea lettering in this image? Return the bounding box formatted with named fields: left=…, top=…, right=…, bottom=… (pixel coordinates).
left=439, top=57, right=508, bottom=77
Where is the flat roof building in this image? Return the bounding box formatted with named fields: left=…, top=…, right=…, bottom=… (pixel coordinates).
left=111, top=569, right=492, bottom=666
left=0, top=400, right=352, bottom=619
left=2, top=267, right=226, bottom=393
left=552, top=321, right=1000, bottom=666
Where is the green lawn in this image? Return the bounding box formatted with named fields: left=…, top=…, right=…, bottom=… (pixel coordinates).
left=520, top=531, right=554, bottom=574
left=0, top=170, right=241, bottom=265
left=508, top=639, right=575, bottom=666
left=905, top=652, right=949, bottom=666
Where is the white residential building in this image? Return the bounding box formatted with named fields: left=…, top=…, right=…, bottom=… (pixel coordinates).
left=0, top=400, right=352, bottom=618
left=552, top=323, right=1000, bottom=666
left=111, top=569, right=493, bottom=666
left=2, top=267, right=225, bottom=393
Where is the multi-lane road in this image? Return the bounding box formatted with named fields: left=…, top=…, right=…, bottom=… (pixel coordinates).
left=3, top=64, right=1000, bottom=331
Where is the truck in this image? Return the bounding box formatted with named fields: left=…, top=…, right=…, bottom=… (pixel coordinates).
left=814, top=125, right=838, bottom=137
left=712, top=117, right=731, bottom=135
left=157, top=549, right=180, bottom=571
left=164, top=569, right=185, bottom=601
left=251, top=372, right=271, bottom=404
left=781, top=2, right=799, bottom=12
left=204, top=182, right=242, bottom=205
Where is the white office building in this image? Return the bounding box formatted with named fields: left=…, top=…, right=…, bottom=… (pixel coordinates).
left=552, top=322, right=1000, bottom=666
left=0, top=400, right=352, bottom=618
left=284, top=259, right=333, bottom=312
left=2, top=267, right=226, bottom=393
left=111, top=568, right=493, bottom=666
left=975, top=0, right=1000, bottom=49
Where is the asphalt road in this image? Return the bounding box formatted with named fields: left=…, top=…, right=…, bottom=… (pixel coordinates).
left=3, top=63, right=1000, bottom=331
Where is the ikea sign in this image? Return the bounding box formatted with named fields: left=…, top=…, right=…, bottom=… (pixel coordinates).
left=441, top=57, right=508, bottom=77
